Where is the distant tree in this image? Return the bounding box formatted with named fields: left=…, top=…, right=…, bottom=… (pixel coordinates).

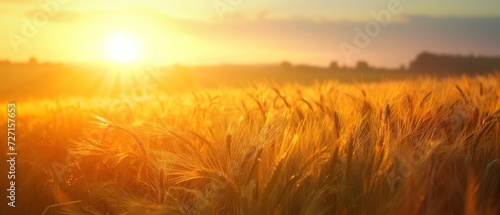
left=409, top=52, right=500, bottom=75
left=28, top=57, right=38, bottom=64
left=0, top=59, right=10, bottom=65
left=356, top=61, right=370, bottom=70
left=399, top=64, right=406, bottom=71
left=329, top=61, right=339, bottom=70
left=280, top=61, right=292, bottom=70
left=295, top=64, right=315, bottom=70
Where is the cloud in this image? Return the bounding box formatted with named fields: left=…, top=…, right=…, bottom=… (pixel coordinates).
left=0, top=0, right=37, bottom=4
left=42, top=8, right=500, bottom=56
left=4, top=5, right=500, bottom=66
left=42, top=7, right=178, bottom=24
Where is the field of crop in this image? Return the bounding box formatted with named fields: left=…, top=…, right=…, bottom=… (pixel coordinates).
left=1, top=73, right=500, bottom=215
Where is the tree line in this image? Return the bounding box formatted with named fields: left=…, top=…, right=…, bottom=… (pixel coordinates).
left=408, top=52, right=500, bottom=75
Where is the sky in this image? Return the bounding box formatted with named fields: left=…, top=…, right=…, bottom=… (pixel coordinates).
left=1, top=0, right=499, bottom=67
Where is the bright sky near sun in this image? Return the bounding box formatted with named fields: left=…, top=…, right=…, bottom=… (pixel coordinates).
left=1, top=0, right=499, bottom=66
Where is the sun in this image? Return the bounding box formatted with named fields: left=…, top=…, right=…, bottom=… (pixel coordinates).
left=104, top=32, right=141, bottom=63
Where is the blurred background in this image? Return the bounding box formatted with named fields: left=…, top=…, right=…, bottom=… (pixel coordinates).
left=0, top=0, right=499, bottom=100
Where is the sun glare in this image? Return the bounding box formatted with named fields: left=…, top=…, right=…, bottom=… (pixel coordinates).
left=104, top=32, right=141, bottom=63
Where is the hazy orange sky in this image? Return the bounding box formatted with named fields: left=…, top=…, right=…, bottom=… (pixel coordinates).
left=1, top=0, right=500, bottom=67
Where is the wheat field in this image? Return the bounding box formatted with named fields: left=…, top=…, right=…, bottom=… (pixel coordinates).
left=2, top=73, right=500, bottom=215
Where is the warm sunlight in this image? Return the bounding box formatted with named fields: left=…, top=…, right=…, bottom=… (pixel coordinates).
left=3, top=0, right=500, bottom=214
left=104, top=32, right=141, bottom=63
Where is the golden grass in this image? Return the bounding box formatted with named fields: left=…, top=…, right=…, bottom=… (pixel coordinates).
left=2, top=73, right=500, bottom=214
